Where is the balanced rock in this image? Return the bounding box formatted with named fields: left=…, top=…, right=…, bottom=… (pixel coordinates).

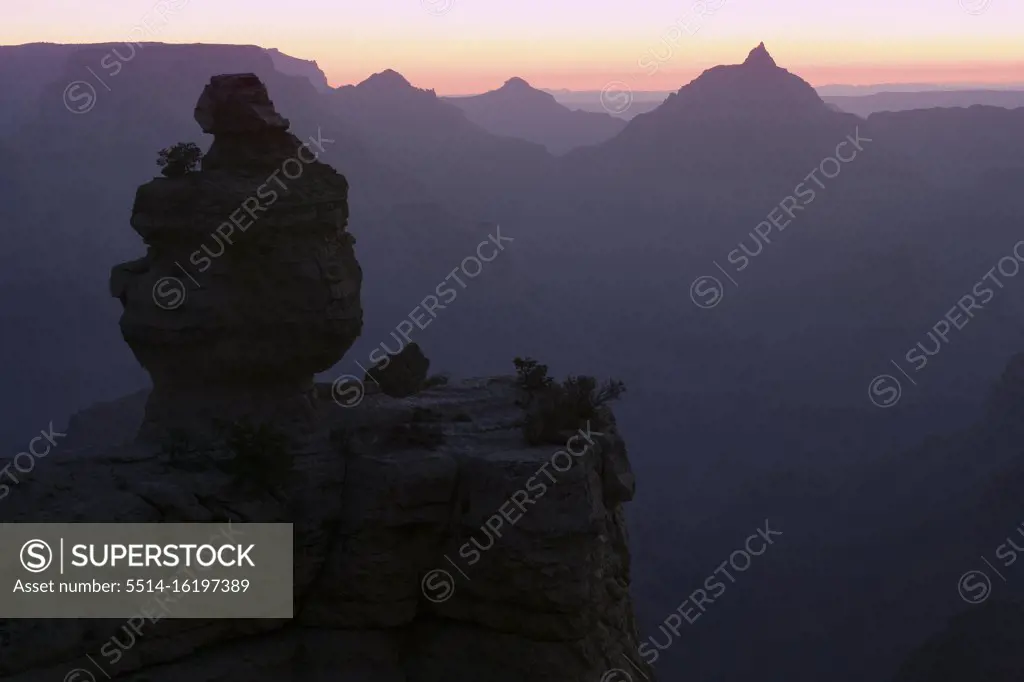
left=196, top=73, right=300, bottom=171
left=195, top=73, right=290, bottom=134
left=110, top=73, right=362, bottom=440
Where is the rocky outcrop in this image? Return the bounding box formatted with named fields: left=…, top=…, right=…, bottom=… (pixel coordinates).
left=367, top=342, right=430, bottom=398
left=109, top=74, right=362, bottom=440
left=0, top=378, right=650, bottom=682
left=2, top=73, right=651, bottom=682
left=265, top=48, right=331, bottom=93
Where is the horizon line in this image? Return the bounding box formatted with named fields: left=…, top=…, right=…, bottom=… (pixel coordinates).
left=5, top=40, right=1024, bottom=96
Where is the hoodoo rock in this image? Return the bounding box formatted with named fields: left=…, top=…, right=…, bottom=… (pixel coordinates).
left=110, top=73, right=362, bottom=440
left=0, top=74, right=658, bottom=682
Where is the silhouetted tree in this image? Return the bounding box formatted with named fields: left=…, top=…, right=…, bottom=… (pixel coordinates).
left=514, top=357, right=625, bottom=445
left=157, top=142, right=203, bottom=177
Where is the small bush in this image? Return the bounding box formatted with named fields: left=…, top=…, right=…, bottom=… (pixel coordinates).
left=157, top=142, right=203, bottom=178
left=514, top=357, right=554, bottom=393
left=514, top=358, right=625, bottom=446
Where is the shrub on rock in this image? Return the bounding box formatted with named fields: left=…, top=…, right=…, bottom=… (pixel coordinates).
left=514, top=357, right=625, bottom=446
left=156, top=142, right=203, bottom=177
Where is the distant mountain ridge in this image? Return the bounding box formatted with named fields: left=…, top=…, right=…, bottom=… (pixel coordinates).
left=445, top=76, right=626, bottom=154
left=564, top=42, right=851, bottom=180
left=543, top=83, right=1024, bottom=120
left=824, top=89, right=1024, bottom=117
left=326, top=69, right=551, bottom=214
left=647, top=43, right=830, bottom=122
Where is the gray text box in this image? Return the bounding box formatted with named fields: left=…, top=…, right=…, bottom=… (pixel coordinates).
left=0, top=523, right=292, bottom=618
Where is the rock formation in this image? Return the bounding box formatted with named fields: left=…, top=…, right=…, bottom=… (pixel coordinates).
left=110, top=73, right=362, bottom=440
left=1, top=378, right=650, bottom=682
left=1, top=74, right=652, bottom=682
left=367, top=342, right=430, bottom=397
left=264, top=48, right=331, bottom=93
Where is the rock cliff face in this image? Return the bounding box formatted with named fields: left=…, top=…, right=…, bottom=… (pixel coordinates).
left=1, top=74, right=651, bottom=681
left=2, top=379, right=649, bottom=682
left=110, top=73, right=362, bottom=441
left=265, top=47, right=332, bottom=93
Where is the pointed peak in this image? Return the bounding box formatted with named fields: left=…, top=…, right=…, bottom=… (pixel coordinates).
left=359, top=69, right=412, bottom=90
left=743, top=42, right=777, bottom=68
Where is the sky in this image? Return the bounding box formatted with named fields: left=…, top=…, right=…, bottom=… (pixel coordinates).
left=2, top=0, right=1023, bottom=94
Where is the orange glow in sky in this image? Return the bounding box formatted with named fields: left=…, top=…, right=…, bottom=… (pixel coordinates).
left=2, top=0, right=1022, bottom=94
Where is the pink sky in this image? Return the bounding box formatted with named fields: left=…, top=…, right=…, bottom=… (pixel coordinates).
left=2, top=0, right=1022, bottom=94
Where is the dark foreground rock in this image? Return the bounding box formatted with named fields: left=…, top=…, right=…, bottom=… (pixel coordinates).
left=0, top=377, right=649, bottom=682
left=2, top=73, right=651, bottom=682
